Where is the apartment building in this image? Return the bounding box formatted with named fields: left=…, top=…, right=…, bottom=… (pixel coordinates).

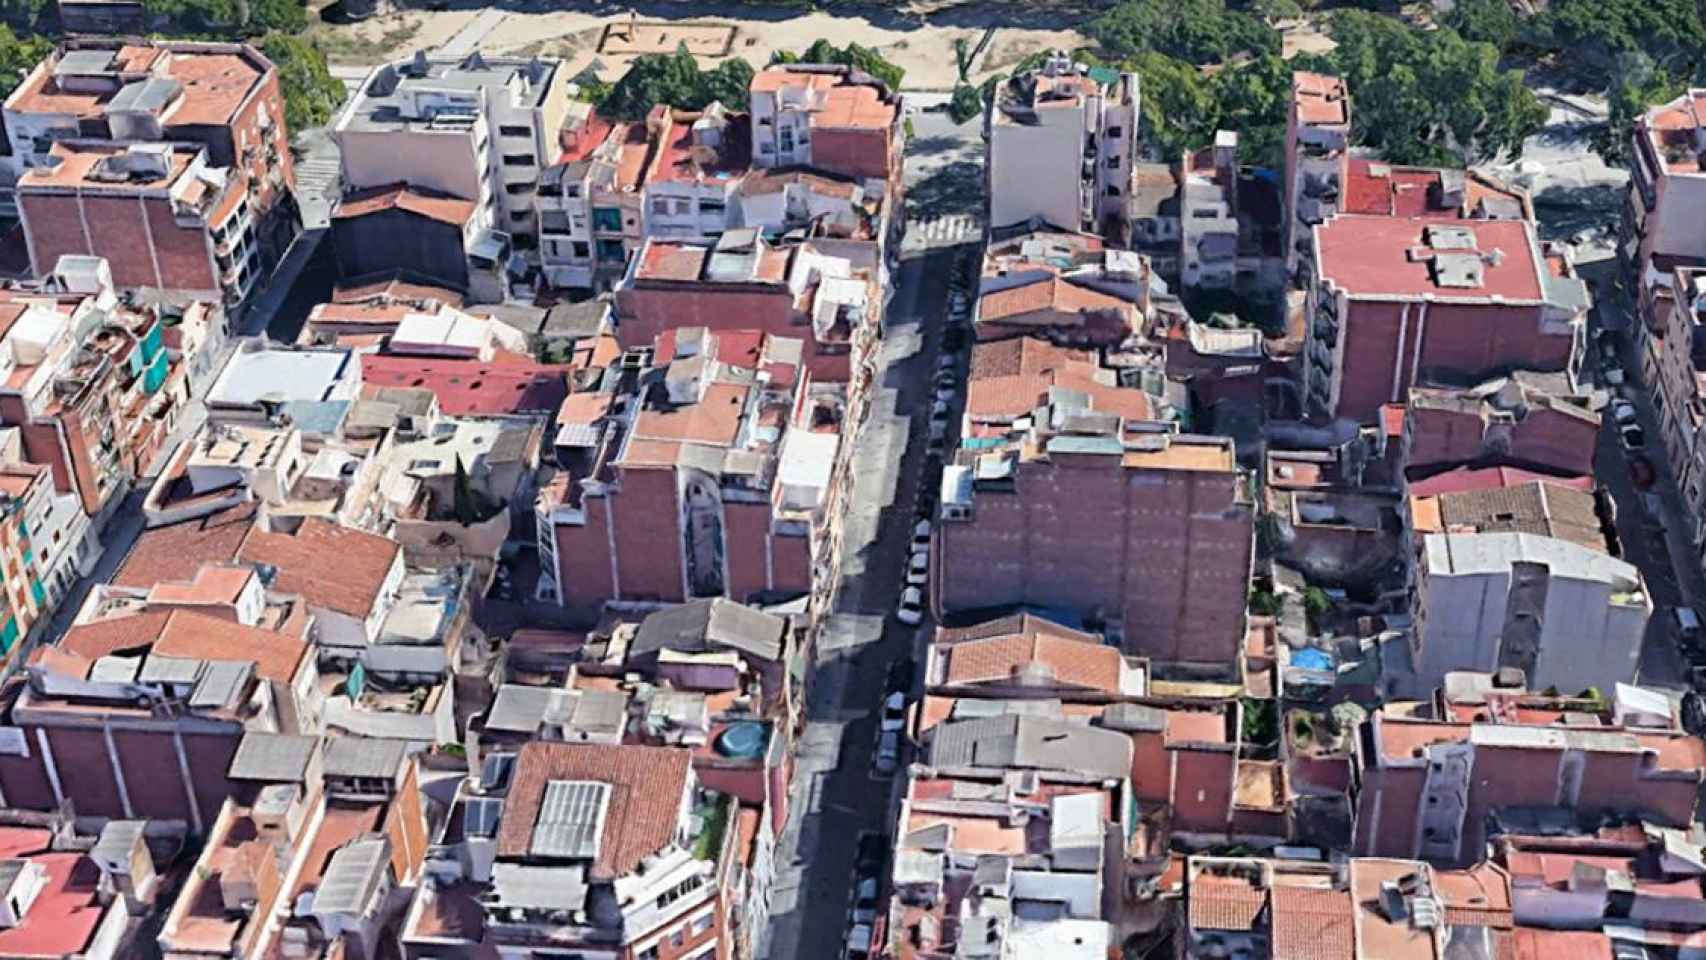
left=17, top=140, right=267, bottom=302
left=986, top=54, right=1137, bottom=236
left=937, top=369, right=1252, bottom=670
left=538, top=325, right=849, bottom=614
left=1641, top=266, right=1706, bottom=562
left=332, top=49, right=569, bottom=293
left=1410, top=531, right=1649, bottom=696
left=614, top=229, right=881, bottom=382
left=1624, top=89, right=1706, bottom=300
left=1284, top=71, right=1351, bottom=277
left=4, top=38, right=298, bottom=291
left=1353, top=684, right=1702, bottom=864
left=1305, top=216, right=1588, bottom=423
left=0, top=461, right=53, bottom=663
left=749, top=63, right=903, bottom=187
left=1402, top=374, right=1601, bottom=481
left=975, top=223, right=1148, bottom=346
left=0, top=822, right=154, bottom=958
left=0, top=262, right=199, bottom=520
left=399, top=741, right=740, bottom=960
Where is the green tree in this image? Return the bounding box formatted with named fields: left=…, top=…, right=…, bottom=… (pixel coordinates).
left=1536, top=0, right=1706, bottom=88
left=1208, top=52, right=1290, bottom=167
left=947, top=83, right=982, bottom=124
left=1444, top=0, right=1521, bottom=52
left=701, top=57, right=755, bottom=109
left=795, top=39, right=904, bottom=92
left=258, top=34, right=344, bottom=130
left=0, top=26, right=48, bottom=100
left=452, top=455, right=476, bottom=525
left=600, top=46, right=755, bottom=121
left=1119, top=49, right=1216, bottom=159
left=1325, top=11, right=1545, bottom=165
left=1086, top=0, right=1278, bottom=65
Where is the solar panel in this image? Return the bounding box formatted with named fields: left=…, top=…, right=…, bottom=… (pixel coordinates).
left=464, top=796, right=503, bottom=838
left=529, top=780, right=610, bottom=860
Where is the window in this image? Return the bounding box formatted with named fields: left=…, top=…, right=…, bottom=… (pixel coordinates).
left=698, top=199, right=725, bottom=215
left=592, top=208, right=623, bottom=231
left=505, top=183, right=532, bottom=195
left=572, top=241, right=589, bottom=258
left=651, top=198, right=671, bottom=215
left=1107, top=125, right=1122, bottom=138
left=637, top=948, right=659, bottom=960
left=691, top=912, right=713, bottom=935
left=498, top=124, right=531, bottom=137
left=1106, top=155, right=1119, bottom=169
left=565, top=185, right=580, bottom=198
left=1105, top=185, right=1120, bottom=197
left=674, top=199, right=692, bottom=215
left=597, top=239, right=626, bottom=262
left=502, top=153, right=537, bottom=167
left=671, top=929, right=685, bottom=948
left=510, top=210, right=531, bottom=223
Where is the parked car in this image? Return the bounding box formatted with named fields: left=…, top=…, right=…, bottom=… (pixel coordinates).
left=881, top=691, right=907, bottom=731
left=1677, top=607, right=1702, bottom=646
left=912, top=519, right=932, bottom=552
left=906, top=551, right=929, bottom=586
left=1621, top=422, right=1646, bottom=449
left=897, top=587, right=925, bottom=625
left=874, top=730, right=900, bottom=775
left=937, top=354, right=957, bottom=373
left=1612, top=400, right=1637, bottom=425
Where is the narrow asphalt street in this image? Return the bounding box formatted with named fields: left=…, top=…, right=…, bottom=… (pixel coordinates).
left=761, top=242, right=955, bottom=959
left=1581, top=258, right=1704, bottom=690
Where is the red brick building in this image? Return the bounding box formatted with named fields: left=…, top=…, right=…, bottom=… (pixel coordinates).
left=1305, top=216, right=1586, bottom=424
left=1402, top=377, right=1600, bottom=481
left=936, top=410, right=1254, bottom=671
left=1352, top=696, right=1704, bottom=865
left=613, top=231, right=880, bottom=383
left=4, top=40, right=298, bottom=303
left=539, top=326, right=850, bottom=616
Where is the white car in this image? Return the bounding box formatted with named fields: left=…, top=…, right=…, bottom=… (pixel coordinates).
left=912, top=519, right=932, bottom=552
left=937, top=354, right=957, bottom=372
left=935, top=387, right=956, bottom=404
left=881, top=691, right=907, bottom=731
left=906, top=551, right=929, bottom=586
left=1612, top=400, right=1637, bottom=425
left=897, top=587, right=925, bottom=625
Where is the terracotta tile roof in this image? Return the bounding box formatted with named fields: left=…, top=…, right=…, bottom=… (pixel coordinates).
left=978, top=275, right=1133, bottom=324
left=630, top=381, right=748, bottom=446
left=1293, top=71, right=1347, bottom=125
left=333, top=274, right=464, bottom=308
left=942, top=630, right=1122, bottom=692
left=239, top=518, right=399, bottom=620
left=1188, top=873, right=1265, bottom=931
left=1270, top=885, right=1354, bottom=960
left=495, top=742, right=692, bottom=879
left=332, top=184, right=477, bottom=227
left=147, top=564, right=256, bottom=607
left=968, top=338, right=1096, bottom=380
left=816, top=83, right=895, bottom=130
left=113, top=501, right=258, bottom=589
left=360, top=355, right=569, bottom=416
left=56, top=610, right=172, bottom=662
left=0, top=852, right=106, bottom=957
left=153, top=610, right=309, bottom=683
left=1407, top=466, right=1595, bottom=498
left=966, top=369, right=1151, bottom=422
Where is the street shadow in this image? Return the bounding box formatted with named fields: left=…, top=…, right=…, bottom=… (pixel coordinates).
left=1531, top=183, right=1623, bottom=241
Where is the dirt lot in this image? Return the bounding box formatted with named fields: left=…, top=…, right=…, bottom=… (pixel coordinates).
left=312, top=1, right=1090, bottom=90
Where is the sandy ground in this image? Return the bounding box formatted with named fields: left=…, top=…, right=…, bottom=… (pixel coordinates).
left=319, top=3, right=1088, bottom=89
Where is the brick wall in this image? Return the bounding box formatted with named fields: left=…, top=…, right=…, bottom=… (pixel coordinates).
left=615, top=286, right=797, bottom=351
left=723, top=499, right=772, bottom=603
left=810, top=128, right=889, bottom=182
left=938, top=456, right=1252, bottom=665
left=610, top=466, right=685, bottom=603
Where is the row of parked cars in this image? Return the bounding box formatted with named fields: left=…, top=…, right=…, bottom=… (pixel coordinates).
left=896, top=254, right=975, bottom=627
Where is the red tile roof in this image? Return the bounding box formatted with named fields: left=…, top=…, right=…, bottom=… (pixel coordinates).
left=968, top=338, right=1097, bottom=380
left=1511, top=928, right=1613, bottom=960
left=941, top=629, right=1123, bottom=692
left=333, top=274, right=465, bottom=308
left=496, top=742, right=691, bottom=880
left=154, top=610, right=310, bottom=683
left=361, top=354, right=568, bottom=416
left=1270, top=885, right=1354, bottom=960
left=113, top=501, right=258, bottom=590
left=1188, top=873, right=1265, bottom=931
left=239, top=518, right=399, bottom=621
left=332, top=184, right=477, bottom=227
left=56, top=610, right=173, bottom=663
left=978, top=275, right=1134, bottom=325
left=1407, top=466, right=1594, bottom=498
left=1316, top=216, right=1544, bottom=301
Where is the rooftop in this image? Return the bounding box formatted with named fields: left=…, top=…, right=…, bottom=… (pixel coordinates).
left=238, top=517, right=400, bottom=620
left=339, top=51, right=557, bottom=135
left=495, top=741, right=692, bottom=879
left=1292, top=70, right=1348, bottom=126
left=360, top=354, right=567, bottom=416
left=1316, top=216, right=1545, bottom=302
left=8, top=40, right=267, bottom=128
left=332, top=183, right=477, bottom=227
left=1412, top=481, right=1607, bottom=554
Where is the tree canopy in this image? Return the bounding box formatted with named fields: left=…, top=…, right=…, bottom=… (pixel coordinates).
left=258, top=34, right=345, bottom=131
left=599, top=46, right=755, bottom=121
left=1321, top=10, right=1546, bottom=166
left=1085, top=0, right=1278, bottom=66
left=0, top=25, right=47, bottom=101
left=775, top=40, right=904, bottom=92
